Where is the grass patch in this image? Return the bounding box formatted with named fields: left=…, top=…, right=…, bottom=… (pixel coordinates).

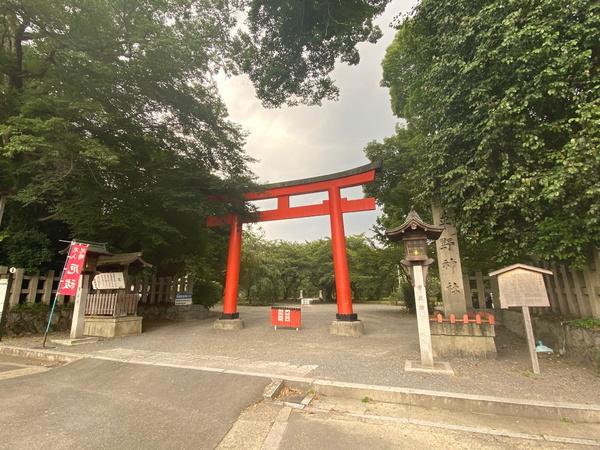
left=12, top=302, right=50, bottom=312
left=522, top=370, right=542, bottom=379
left=568, top=317, right=600, bottom=331
left=361, top=396, right=371, bottom=403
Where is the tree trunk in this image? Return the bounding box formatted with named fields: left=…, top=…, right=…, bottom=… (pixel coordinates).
left=1, top=10, right=25, bottom=89
left=0, top=194, right=6, bottom=227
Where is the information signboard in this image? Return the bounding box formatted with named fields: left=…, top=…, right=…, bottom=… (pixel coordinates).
left=92, top=272, right=126, bottom=290
left=175, top=292, right=193, bottom=306
left=489, top=264, right=553, bottom=374
left=490, top=264, right=552, bottom=309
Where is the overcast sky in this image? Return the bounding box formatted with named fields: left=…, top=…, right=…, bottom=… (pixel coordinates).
left=217, top=0, right=418, bottom=242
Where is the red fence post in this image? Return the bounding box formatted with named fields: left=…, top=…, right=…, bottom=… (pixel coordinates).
left=328, top=187, right=356, bottom=321
left=222, top=215, right=242, bottom=319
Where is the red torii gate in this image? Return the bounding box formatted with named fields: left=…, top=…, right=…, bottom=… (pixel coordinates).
left=208, top=162, right=380, bottom=326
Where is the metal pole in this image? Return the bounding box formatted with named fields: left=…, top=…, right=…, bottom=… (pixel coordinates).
left=42, top=240, right=74, bottom=347
left=328, top=186, right=355, bottom=320
left=221, top=216, right=242, bottom=319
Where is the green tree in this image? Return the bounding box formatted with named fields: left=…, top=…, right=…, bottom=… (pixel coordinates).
left=363, top=126, right=424, bottom=234
left=0, top=0, right=252, bottom=271
left=235, top=0, right=390, bottom=107
left=238, top=229, right=400, bottom=304
left=0, top=0, right=406, bottom=272
left=378, top=0, right=600, bottom=266
left=346, top=234, right=398, bottom=301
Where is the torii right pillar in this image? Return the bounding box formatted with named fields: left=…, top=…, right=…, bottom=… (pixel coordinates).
left=432, top=203, right=468, bottom=316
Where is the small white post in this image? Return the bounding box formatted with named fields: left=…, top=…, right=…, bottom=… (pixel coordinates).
left=413, top=265, right=434, bottom=368
left=70, top=274, right=90, bottom=339
left=0, top=277, right=11, bottom=339
left=521, top=306, right=540, bottom=374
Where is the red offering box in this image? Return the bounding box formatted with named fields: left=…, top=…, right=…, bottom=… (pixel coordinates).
left=271, top=306, right=301, bottom=330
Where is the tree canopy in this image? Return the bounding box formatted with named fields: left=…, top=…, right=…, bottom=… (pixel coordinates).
left=372, top=0, right=599, bottom=266
left=0, top=0, right=255, bottom=273
left=239, top=228, right=400, bottom=304
left=0, top=0, right=389, bottom=273
left=236, top=0, right=389, bottom=107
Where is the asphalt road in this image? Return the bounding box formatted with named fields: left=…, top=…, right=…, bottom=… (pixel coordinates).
left=0, top=357, right=268, bottom=449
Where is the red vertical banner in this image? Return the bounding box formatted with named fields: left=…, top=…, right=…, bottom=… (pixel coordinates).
left=57, top=243, right=89, bottom=296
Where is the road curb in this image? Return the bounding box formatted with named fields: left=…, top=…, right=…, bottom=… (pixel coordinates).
left=283, top=379, right=600, bottom=424
left=0, top=345, right=84, bottom=364
left=2, top=343, right=598, bottom=424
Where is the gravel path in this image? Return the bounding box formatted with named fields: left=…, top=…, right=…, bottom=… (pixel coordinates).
left=4, top=304, right=599, bottom=404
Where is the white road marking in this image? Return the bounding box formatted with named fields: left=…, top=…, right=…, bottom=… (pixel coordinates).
left=0, top=366, right=49, bottom=381
left=92, top=348, right=317, bottom=377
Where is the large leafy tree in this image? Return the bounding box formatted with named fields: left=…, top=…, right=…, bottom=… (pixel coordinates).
left=377, top=0, right=600, bottom=266
left=1, top=0, right=395, bottom=271
left=236, top=0, right=390, bottom=107
left=0, top=0, right=252, bottom=270
left=363, top=126, right=423, bottom=232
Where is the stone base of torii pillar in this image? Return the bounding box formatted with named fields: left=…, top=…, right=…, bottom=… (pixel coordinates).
left=329, top=320, right=364, bottom=337
left=214, top=318, right=244, bottom=330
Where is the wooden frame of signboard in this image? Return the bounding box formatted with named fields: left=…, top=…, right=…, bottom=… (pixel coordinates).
left=489, top=264, right=553, bottom=374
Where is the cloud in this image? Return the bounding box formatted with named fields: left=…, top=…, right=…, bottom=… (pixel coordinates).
left=217, top=0, right=417, bottom=241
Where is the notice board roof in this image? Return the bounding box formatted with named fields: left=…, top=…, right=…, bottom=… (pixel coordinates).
left=489, top=263, right=553, bottom=277
left=96, top=252, right=152, bottom=269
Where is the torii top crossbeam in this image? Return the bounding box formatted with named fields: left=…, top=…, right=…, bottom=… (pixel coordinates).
left=207, top=162, right=380, bottom=325
left=208, top=162, right=380, bottom=226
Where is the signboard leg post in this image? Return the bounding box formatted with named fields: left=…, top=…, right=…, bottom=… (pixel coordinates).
left=521, top=306, right=540, bottom=374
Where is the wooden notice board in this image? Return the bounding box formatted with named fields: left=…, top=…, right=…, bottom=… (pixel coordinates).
left=489, top=264, right=552, bottom=309
left=489, top=264, right=553, bottom=374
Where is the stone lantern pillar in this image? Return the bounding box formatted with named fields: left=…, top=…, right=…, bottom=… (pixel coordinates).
left=386, top=211, right=454, bottom=375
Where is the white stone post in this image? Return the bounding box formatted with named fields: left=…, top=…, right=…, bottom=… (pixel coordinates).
left=70, top=274, right=90, bottom=339
left=413, top=265, right=434, bottom=368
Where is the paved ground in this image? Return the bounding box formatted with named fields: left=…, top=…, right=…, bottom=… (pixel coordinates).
left=0, top=355, right=268, bottom=449
left=0, top=354, right=598, bottom=449
left=219, top=391, right=600, bottom=449
left=4, top=304, right=599, bottom=404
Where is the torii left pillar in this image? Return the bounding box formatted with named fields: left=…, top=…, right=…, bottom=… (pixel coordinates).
left=214, top=215, right=244, bottom=330
left=328, top=186, right=364, bottom=336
